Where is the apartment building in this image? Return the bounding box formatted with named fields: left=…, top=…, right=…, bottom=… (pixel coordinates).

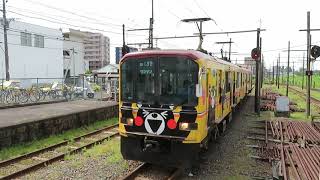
left=83, top=32, right=110, bottom=71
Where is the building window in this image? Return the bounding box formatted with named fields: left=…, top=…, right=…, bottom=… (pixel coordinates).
left=21, top=32, right=32, bottom=46
left=63, top=50, right=70, bottom=57
left=34, top=34, right=44, bottom=48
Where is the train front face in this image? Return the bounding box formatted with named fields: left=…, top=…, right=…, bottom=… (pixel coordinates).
left=119, top=52, right=207, bottom=167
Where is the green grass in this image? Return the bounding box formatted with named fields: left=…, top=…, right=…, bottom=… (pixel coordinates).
left=265, top=74, right=320, bottom=89
left=0, top=117, right=118, bottom=161
left=264, top=85, right=316, bottom=121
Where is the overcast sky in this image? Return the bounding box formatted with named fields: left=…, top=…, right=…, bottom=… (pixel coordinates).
left=5, top=0, right=320, bottom=70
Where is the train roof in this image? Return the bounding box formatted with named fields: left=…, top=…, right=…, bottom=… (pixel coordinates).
left=121, top=49, right=251, bottom=73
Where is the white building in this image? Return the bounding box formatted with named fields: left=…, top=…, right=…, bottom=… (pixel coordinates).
left=63, top=29, right=88, bottom=78
left=0, top=19, right=63, bottom=81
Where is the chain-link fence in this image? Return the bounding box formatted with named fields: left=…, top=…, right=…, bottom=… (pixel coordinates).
left=0, top=76, right=118, bottom=106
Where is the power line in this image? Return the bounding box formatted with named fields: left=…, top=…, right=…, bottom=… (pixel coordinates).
left=6, top=5, right=127, bottom=30
left=7, top=10, right=124, bottom=35
left=21, top=0, right=122, bottom=27
left=193, top=0, right=219, bottom=27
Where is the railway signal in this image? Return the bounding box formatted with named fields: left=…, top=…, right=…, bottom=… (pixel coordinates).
left=311, top=45, right=320, bottom=59
left=251, top=48, right=261, bottom=60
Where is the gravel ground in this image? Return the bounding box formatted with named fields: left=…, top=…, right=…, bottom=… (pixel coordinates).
left=21, top=96, right=271, bottom=180
left=180, top=96, right=272, bottom=180
left=22, top=137, right=142, bottom=180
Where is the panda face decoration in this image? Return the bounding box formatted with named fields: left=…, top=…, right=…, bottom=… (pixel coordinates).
left=142, top=110, right=168, bottom=135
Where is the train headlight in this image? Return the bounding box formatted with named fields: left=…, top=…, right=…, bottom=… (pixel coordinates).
left=126, top=118, right=134, bottom=126
left=179, top=122, right=198, bottom=131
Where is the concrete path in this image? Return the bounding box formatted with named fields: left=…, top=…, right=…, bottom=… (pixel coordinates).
left=0, top=100, right=117, bottom=128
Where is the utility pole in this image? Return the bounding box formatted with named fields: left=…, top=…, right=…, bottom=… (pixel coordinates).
left=149, top=0, right=154, bottom=49
left=215, top=39, right=234, bottom=62
left=306, top=12, right=311, bottom=117
left=254, top=28, right=260, bottom=115
left=122, top=24, right=125, bottom=46
left=70, top=48, right=76, bottom=86
left=277, top=53, right=280, bottom=89
left=302, top=53, right=305, bottom=89
left=292, top=61, right=295, bottom=85
left=2, top=0, right=9, bottom=81
left=286, top=41, right=290, bottom=96
left=229, top=38, right=232, bottom=61
left=272, top=61, right=275, bottom=84
left=260, top=38, right=263, bottom=89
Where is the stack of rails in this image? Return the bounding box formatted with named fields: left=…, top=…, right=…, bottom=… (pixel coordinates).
left=269, top=119, right=320, bottom=144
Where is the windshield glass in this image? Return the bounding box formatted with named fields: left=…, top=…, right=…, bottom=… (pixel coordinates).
left=121, top=56, right=198, bottom=106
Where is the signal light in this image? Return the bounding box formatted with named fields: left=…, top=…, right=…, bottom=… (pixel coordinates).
left=251, top=48, right=260, bottom=60
left=167, top=119, right=177, bottom=129
left=311, top=45, right=320, bottom=59
left=134, top=116, right=144, bottom=126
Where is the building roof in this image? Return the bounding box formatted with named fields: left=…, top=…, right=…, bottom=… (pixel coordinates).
left=94, top=64, right=119, bottom=74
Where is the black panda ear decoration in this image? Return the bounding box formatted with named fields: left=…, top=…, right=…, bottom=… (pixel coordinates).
left=137, top=103, right=142, bottom=108
left=142, top=109, right=150, bottom=117
left=160, top=111, right=168, bottom=118
left=169, top=105, right=174, bottom=110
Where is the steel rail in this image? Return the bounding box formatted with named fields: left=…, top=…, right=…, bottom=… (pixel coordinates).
left=0, top=124, right=119, bottom=180
left=121, top=162, right=181, bottom=180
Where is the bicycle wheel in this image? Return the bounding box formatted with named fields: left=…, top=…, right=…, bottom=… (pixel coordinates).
left=5, top=91, right=16, bottom=104
left=29, top=89, right=41, bottom=102
left=18, top=89, right=29, bottom=103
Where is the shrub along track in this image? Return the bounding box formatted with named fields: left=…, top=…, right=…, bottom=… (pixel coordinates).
left=0, top=124, right=119, bottom=180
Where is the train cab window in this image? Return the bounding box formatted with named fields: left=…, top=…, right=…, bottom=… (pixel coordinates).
left=121, top=56, right=198, bottom=106
left=159, top=57, right=198, bottom=106
left=121, top=58, right=156, bottom=103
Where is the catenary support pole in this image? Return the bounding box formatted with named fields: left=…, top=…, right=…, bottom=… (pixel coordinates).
left=2, top=0, right=9, bottom=81
left=302, top=53, right=305, bottom=89
left=306, top=11, right=311, bottom=117
left=254, top=28, right=260, bottom=115
left=286, top=41, right=290, bottom=96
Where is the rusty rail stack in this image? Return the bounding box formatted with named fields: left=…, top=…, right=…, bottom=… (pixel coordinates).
left=269, top=119, right=320, bottom=144
left=284, top=143, right=320, bottom=180
left=250, top=118, right=320, bottom=180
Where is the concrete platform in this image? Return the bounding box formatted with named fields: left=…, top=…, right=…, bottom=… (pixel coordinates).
left=0, top=100, right=118, bottom=148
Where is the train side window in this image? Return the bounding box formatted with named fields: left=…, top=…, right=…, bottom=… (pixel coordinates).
left=236, top=72, right=240, bottom=88
left=225, top=71, right=230, bottom=93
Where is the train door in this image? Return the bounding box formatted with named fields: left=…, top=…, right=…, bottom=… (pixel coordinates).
left=215, top=69, right=223, bottom=122
left=232, top=71, right=236, bottom=107
left=207, top=68, right=215, bottom=128
left=224, top=71, right=230, bottom=117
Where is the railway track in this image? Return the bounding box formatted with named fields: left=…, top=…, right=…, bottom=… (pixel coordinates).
left=121, top=163, right=182, bottom=180
left=288, top=86, right=320, bottom=109
left=0, top=124, right=119, bottom=180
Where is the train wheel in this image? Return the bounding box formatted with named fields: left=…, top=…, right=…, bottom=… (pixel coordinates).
left=201, top=136, right=209, bottom=151
left=211, top=126, right=219, bottom=141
